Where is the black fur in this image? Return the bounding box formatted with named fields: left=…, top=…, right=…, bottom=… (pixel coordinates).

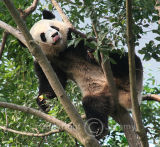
left=34, top=61, right=67, bottom=99
left=82, top=95, right=110, bottom=139
left=51, top=26, right=59, bottom=31
left=43, top=10, right=55, bottom=19
left=40, top=33, right=47, bottom=42
left=110, top=52, right=142, bottom=78
left=35, top=60, right=67, bottom=112
left=51, top=32, right=58, bottom=38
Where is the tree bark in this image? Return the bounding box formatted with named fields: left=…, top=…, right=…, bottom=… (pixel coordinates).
left=142, top=94, right=160, bottom=102
left=126, top=0, right=149, bottom=146
left=0, top=31, right=9, bottom=60
left=0, top=21, right=27, bottom=46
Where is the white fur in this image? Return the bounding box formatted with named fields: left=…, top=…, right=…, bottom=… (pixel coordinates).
left=30, top=19, right=70, bottom=56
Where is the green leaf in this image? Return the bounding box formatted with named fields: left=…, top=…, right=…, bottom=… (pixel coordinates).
left=109, top=57, right=117, bottom=64
left=48, top=4, right=53, bottom=10
left=155, top=37, right=160, bottom=41
left=67, top=39, right=75, bottom=47
left=74, top=38, right=83, bottom=48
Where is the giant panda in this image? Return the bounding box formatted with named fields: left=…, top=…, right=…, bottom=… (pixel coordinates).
left=29, top=10, right=143, bottom=139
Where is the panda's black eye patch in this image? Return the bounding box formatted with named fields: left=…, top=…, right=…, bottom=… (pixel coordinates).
left=40, top=32, right=47, bottom=42
left=51, top=26, right=59, bottom=31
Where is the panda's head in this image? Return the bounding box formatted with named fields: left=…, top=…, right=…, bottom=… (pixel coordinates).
left=30, top=10, right=71, bottom=56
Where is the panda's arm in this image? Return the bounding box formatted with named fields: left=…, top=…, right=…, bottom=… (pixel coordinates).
left=34, top=61, right=67, bottom=97
left=34, top=61, right=67, bottom=98
left=34, top=61, right=67, bottom=112
left=34, top=61, right=55, bottom=98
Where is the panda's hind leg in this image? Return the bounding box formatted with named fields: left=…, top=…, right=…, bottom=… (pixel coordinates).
left=82, top=95, right=110, bottom=139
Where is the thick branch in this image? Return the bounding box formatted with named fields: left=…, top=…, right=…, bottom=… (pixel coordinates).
left=0, top=102, right=77, bottom=137
left=2, top=1, right=100, bottom=146
left=0, top=20, right=27, bottom=46
left=126, top=0, right=148, bottom=146
left=111, top=108, right=142, bottom=147
left=0, top=126, right=62, bottom=137
left=0, top=31, right=9, bottom=60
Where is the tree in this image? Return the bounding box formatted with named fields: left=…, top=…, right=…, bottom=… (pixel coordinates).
left=0, top=0, right=160, bottom=146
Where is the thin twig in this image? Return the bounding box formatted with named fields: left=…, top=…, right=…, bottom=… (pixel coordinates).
left=0, top=126, right=62, bottom=137
left=91, top=22, right=98, bottom=40
left=5, top=109, right=8, bottom=128
left=38, top=137, right=45, bottom=147
left=0, top=31, right=9, bottom=60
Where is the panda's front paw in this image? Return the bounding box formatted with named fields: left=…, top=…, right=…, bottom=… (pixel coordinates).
left=36, top=94, right=51, bottom=113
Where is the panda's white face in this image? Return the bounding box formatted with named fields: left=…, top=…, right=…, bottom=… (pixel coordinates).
left=40, top=26, right=62, bottom=45
left=30, top=19, right=70, bottom=56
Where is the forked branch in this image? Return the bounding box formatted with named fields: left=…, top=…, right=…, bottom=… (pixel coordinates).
left=18, top=0, right=39, bottom=19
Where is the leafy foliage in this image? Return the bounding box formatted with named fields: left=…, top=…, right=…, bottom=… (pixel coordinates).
left=0, top=0, right=160, bottom=146
left=142, top=75, right=160, bottom=145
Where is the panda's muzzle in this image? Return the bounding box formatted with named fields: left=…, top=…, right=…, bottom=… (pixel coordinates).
left=52, top=32, right=61, bottom=45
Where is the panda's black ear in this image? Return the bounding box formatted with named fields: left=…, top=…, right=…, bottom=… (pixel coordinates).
left=42, top=10, right=55, bottom=19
